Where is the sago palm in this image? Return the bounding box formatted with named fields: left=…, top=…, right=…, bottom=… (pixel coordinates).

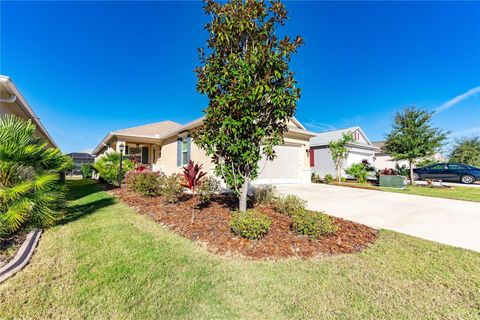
left=0, top=115, right=71, bottom=237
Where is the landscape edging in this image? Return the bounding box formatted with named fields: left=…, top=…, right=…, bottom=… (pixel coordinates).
left=0, top=229, right=42, bottom=284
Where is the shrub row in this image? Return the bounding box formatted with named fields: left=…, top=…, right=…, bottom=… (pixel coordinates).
left=126, top=171, right=183, bottom=203
left=126, top=170, right=220, bottom=204
left=230, top=186, right=337, bottom=240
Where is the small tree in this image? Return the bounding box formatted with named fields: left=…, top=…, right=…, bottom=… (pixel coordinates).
left=449, top=137, right=480, bottom=167
left=384, top=107, right=448, bottom=183
left=329, top=132, right=354, bottom=184
left=194, top=0, right=303, bottom=211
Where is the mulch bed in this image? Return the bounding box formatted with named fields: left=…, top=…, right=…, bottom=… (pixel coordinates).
left=0, top=231, right=28, bottom=268
left=110, top=188, right=378, bottom=260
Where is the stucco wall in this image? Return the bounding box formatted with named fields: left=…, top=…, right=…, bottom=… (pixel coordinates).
left=311, top=146, right=376, bottom=177
left=375, top=154, right=408, bottom=170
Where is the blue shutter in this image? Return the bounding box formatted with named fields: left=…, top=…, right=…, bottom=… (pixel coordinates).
left=177, top=137, right=182, bottom=166
left=186, top=134, right=191, bottom=162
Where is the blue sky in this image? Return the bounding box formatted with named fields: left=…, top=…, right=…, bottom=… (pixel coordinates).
left=1, top=1, right=479, bottom=153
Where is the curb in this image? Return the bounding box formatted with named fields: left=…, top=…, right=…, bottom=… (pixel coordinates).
left=0, top=229, right=42, bottom=284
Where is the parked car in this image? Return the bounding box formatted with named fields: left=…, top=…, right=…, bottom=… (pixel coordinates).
left=413, top=163, right=480, bottom=184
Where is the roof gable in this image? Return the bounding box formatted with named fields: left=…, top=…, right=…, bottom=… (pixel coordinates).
left=310, top=126, right=373, bottom=147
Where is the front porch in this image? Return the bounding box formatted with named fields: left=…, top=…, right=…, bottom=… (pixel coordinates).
left=108, top=138, right=162, bottom=171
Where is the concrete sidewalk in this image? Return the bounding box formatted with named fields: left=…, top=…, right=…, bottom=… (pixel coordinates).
left=275, top=183, right=480, bottom=252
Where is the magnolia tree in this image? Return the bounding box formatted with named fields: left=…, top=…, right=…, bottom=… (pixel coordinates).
left=328, top=132, right=354, bottom=185
left=194, top=0, right=303, bottom=211
left=384, top=107, right=448, bottom=183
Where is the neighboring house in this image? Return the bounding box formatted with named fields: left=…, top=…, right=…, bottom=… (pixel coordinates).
left=373, top=140, right=446, bottom=169
left=0, top=75, right=57, bottom=148
left=66, top=152, right=95, bottom=175
left=372, top=141, right=406, bottom=170
left=310, top=127, right=377, bottom=177
left=92, top=117, right=315, bottom=184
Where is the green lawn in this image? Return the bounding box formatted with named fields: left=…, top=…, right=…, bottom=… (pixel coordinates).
left=382, top=185, right=480, bottom=202
left=1, top=179, right=479, bottom=319
left=331, top=181, right=480, bottom=202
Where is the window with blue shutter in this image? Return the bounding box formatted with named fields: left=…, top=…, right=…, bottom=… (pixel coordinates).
left=177, top=137, right=182, bottom=166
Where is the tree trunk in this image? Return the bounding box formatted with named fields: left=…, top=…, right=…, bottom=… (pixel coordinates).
left=239, top=177, right=249, bottom=212
left=409, top=160, right=414, bottom=185
left=337, top=164, right=342, bottom=185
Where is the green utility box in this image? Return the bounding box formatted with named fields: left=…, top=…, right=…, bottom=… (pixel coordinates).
left=379, top=175, right=407, bottom=189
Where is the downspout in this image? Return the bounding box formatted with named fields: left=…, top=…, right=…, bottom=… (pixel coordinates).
left=0, top=94, right=17, bottom=103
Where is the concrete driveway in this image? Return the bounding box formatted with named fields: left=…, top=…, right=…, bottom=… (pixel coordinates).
left=275, top=183, right=480, bottom=252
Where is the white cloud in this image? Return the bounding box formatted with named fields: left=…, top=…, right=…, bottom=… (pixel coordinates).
left=304, top=120, right=336, bottom=132
left=435, top=86, right=480, bottom=113
left=450, top=126, right=480, bottom=138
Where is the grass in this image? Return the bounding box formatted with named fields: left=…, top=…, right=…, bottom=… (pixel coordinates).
left=328, top=181, right=480, bottom=202
left=1, top=179, right=479, bottom=319
left=383, top=185, right=480, bottom=202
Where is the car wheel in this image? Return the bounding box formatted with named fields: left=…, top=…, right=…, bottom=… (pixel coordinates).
left=460, top=175, right=475, bottom=184
left=412, top=172, right=420, bottom=181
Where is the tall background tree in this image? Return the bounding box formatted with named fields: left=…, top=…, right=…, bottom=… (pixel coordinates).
left=328, top=132, right=354, bottom=184
left=449, top=137, right=480, bottom=166
left=194, top=0, right=303, bottom=211
left=384, top=107, right=448, bottom=183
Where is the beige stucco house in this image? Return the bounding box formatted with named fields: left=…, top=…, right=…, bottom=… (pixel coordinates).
left=0, top=75, right=57, bottom=148
left=93, top=117, right=315, bottom=184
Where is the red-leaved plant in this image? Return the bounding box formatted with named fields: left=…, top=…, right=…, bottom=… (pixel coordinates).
left=181, top=160, right=207, bottom=196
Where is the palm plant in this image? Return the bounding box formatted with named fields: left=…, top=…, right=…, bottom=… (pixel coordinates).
left=0, top=115, right=72, bottom=237
left=93, top=152, right=133, bottom=185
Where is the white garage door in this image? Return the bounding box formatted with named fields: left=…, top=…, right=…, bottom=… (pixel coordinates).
left=254, top=145, right=301, bottom=184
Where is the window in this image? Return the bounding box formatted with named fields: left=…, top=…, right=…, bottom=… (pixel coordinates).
left=448, top=164, right=466, bottom=170
left=428, top=164, right=447, bottom=170
left=182, top=138, right=188, bottom=165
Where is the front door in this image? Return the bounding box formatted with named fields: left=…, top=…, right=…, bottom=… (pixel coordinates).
left=141, top=147, right=149, bottom=165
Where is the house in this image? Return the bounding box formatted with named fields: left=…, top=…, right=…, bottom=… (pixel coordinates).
left=92, top=117, right=315, bottom=184
left=373, top=140, right=445, bottom=169
left=310, top=127, right=378, bottom=177
left=0, top=75, right=57, bottom=148
left=372, top=141, right=407, bottom=169
left=66, top=152, right=96, bottom=175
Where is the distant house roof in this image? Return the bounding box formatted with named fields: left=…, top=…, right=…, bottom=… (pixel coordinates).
left=310, top=126, right=376, bottom=150
left=372, top=141, right=385, bottom=149
left=66, top=152, right=95, bottom=160
left=113, top=120, right=182, bottom=138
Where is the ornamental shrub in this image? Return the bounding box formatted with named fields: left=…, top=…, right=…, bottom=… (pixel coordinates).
left=311, top=173, right=322, bottom=183
left=274, top=194, right=307, bottom=217
left=324, top=174, right=333, bottom=184
left=198, top=176, right=220, bottom=203
left=93, top=152, right=133, bottom=185
left=126, top=171, right=162, bottom=196
left=253, top=185, right=277, bottom=205
left=81, top=163, right=93, bottom=179
left=159, top=174, right=184, bottom=204
left=291, top=210, right=337, bottom=238
left=230, top=209, right=272, bottom=240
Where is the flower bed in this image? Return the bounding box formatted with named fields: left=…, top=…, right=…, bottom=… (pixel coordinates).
left=110, top=188, right=378, bottom=259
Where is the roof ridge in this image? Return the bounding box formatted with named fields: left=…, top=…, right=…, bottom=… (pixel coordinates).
left=113, top=120, right=182, bottom=133
left=317, top=126, right=358, bottom=134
